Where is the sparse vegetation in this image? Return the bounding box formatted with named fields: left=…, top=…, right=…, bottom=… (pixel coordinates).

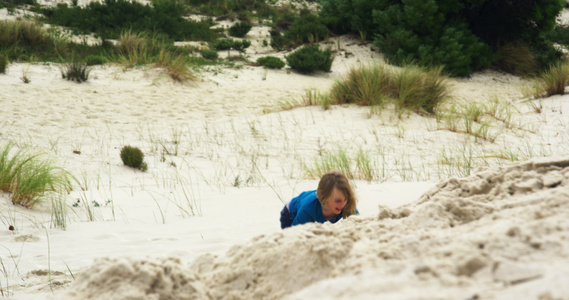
left=61, top=61, right=91, bottom=83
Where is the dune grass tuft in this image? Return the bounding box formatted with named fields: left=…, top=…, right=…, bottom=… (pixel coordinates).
left=117, top=30, right=194, bottom=82
left=330, top=63, right=392, bottom=107
left=540, top=60, right=569, bottom=97
left=330, top=63, right=450, bottom=115
left=0, top=143, right=73, bottom=209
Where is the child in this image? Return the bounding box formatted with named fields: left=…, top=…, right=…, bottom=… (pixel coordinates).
left=280, top=171, right=358, bottom=229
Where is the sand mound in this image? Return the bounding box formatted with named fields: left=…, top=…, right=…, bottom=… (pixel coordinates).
left=55, top=156, right=569, bottom=300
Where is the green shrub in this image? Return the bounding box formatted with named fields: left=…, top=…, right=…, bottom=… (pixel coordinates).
left=0, top=54, right=7, bottom=74
left=201, top=49, right=218, bottom=60
left=61, top=61, right=91, bottom=83
left=256, top=56, right=285, bottom=69
left=85, top=55, right=106, bottom=66
left=120, top=145, right=147, bottom=171
left=228, top=21, right=252, bottom=37
left=284, top=14, right=329, bottom=47
left=285, top=45, right=334, bottom=74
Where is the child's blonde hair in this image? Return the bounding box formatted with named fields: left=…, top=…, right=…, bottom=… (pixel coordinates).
left=316, top=171, right=357, bottom=219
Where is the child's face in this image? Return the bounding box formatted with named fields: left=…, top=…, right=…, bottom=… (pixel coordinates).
left=324, top=187, right=347, bottom=215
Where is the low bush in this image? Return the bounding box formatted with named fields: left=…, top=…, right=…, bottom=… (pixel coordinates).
left=285, top=45, right=333, bottom=74
left=228, top=21, right=252, bottom=37
left=61, top=61, right=91, bottom=83
left=120, top=145, right=147, bottom=171
left=256, top=56, right=285, bottom=69
left=201, top=49, right=218, bottom=60
left=85, top=55, right=106, bottom=66
left=0, top=54, right=7, bottom=74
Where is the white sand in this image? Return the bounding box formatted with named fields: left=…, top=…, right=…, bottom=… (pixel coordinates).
left=1, top=5, right=569, bottom=300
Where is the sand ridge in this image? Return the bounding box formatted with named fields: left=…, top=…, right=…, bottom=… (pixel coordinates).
left=52, top=156, right=569, bottom=300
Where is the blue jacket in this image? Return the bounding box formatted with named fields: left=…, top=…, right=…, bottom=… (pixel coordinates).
left=288, top=190, right=341, bottom=226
